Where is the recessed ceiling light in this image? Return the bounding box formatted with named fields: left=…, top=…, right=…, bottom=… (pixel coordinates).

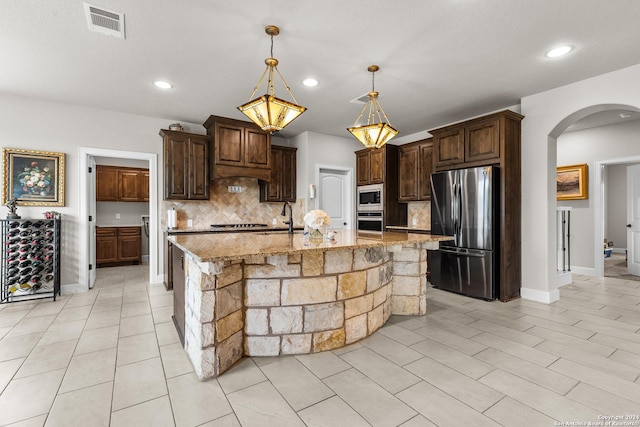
left=545, top=45, right=573, bottom=58
left=302, top=78, right=318, bottom=87
left=153, top=80, right=173, bottom=89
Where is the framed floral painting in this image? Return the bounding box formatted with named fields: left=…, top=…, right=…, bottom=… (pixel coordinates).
left=2, top=148, right=65, bottom=206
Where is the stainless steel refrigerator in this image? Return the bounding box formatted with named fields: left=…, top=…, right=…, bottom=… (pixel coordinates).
left=430, top=166, right=499, bottom=300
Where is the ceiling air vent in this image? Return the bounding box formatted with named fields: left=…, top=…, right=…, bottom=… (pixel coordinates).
left=350, top=93, right=371, bottom=105
left=84, top=3, right=125, bottom=39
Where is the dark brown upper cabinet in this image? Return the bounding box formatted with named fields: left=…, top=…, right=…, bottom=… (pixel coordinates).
left=355, top=147, right=387, bottom=186
left=399, top=138, right=433, bottom=202
left=160, top=129, right=210, bottom=200
left=203, top=115, right=271, bottom=182
left=96, top=165, right=149, bottom=202
left=260, top=145, right=297, bottom=202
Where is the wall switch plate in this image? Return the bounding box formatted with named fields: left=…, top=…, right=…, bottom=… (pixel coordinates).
left=115, top=213, right=121, bottom=219
left=187, top=219, right=193, bottom=227
left=227, top=186, right=242, bottom=193
left=272, top=218, right=278, bottom=225
left=412, top=218, right=417, bottom=226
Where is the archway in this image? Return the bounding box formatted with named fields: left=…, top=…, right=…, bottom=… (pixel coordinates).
left=551, top=105, right=640, bottom=280
left=520, top=63, right=640, bottom=304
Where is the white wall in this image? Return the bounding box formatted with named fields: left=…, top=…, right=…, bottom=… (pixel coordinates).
left=96, top=202, right=148, bottom=227
left=0, top=92, right=202, bottom=287
left=557, top=120, right=640, bottom=269
left=291, top=131, right=363, bottom=211
left=520, top=63, right=640, bottom=303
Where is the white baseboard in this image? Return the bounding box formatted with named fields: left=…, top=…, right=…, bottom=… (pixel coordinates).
left=142, top=254, right=150, bottom=262
left=570, top=266, right=596, bottom=276
left=556, top=271, right=572, bottom=287
left=611, top=247, right=627, bottom=254
left=521, top=287, right=559, bottom=304
left=61, top=283, right=89, bottom=295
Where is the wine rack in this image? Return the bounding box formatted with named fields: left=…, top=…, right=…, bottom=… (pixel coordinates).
left=1, top=218, right=61, bottom=303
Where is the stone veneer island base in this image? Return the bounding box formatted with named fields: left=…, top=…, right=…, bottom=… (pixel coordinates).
left=169, top=230, right=450, bottom=380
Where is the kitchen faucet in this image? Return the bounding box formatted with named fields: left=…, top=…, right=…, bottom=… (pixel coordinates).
left=281, top=201, right=293, bottom=234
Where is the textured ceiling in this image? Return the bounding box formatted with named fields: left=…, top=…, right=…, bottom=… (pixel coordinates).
left=2, top=0, right=640, bottom=139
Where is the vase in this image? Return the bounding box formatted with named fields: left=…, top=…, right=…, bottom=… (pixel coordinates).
left=308, top=225, right=326, bottom=241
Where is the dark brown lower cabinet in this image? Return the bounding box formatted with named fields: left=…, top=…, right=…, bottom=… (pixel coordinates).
left=172, top=245, right=185, bottom=345
left=96, top=226, right=141, bottom=267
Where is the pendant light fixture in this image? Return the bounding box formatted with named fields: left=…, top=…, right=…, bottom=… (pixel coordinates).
left=347, top=65, right=398, bottom=149
left=237, top=25, right=306, bottom=132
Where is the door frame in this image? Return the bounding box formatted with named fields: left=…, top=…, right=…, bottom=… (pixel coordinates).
left=79, top=147, right=159, bottom=290
left=315, top=165, right=354, bottom=229
left=627, top=164, right=640, bottom=275
left=593, top=154, right=640, bottom=277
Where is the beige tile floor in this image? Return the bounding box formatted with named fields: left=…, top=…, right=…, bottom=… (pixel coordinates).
left=0, top=265, right=639, bottom=426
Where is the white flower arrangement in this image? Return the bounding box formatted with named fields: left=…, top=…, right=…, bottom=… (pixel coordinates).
left=303, top=209, right=330, bottom=230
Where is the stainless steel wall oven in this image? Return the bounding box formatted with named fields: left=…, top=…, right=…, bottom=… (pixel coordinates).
left=356, top=211, right=383, bottom=233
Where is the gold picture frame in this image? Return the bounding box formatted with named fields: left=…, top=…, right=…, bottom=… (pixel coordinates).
left=557, top=163, right=588, bottom=200
left=2, top=148, right=65, bottom=206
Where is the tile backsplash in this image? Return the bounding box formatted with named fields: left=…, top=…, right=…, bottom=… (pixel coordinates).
left=162, top=177, right=305, bottom=229
left=407, top=201, right=431, bottom=229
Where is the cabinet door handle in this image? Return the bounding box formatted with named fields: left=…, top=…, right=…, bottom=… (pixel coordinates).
left=180, top=256, right=184, bottom=270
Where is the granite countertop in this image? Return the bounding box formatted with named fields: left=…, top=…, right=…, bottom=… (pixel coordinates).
left=169, top=229, right=451, bottom=262
left=386, top=225, right=431, bottom=233
left=167, top=225, right=303, bottom=234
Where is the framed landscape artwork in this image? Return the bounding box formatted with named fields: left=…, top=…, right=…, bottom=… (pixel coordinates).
left=2, top=148, right=65, bottom=206
left=557, top=163, right=588, bottom=200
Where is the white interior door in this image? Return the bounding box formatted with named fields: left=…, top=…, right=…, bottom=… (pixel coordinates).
left=318, top=169, right=351, bottom=229
left=88, top=156, right=97, bottom=288
left=627, top=164, right=640, bottom=275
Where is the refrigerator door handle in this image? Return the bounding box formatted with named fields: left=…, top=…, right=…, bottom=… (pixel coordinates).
left=440, top=246, right=487, bottom=258
left=453, top=180, right=459, bottom=245
left=457, top=178, right=463, bottom=244
left=440, top=247, right=460, bottom=255
left=440, top=245, right=460, bottom=255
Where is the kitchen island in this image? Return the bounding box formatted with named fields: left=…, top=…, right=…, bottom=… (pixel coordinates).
left=169, top=229, right=450, bottom=380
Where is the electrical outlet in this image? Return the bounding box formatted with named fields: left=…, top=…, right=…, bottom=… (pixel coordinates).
left=272, top=218, right=278, bottom=225
left=115, top=213, right=121, bottom=219
left=412, top=217, right=417, bottom=226
left=227, top=186, right=242, bottom=193
left=187, top=219, right=193, bottom=227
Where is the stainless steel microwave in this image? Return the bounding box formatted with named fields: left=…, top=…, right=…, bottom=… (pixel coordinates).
left=357, top=184, right=383, bottom=211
